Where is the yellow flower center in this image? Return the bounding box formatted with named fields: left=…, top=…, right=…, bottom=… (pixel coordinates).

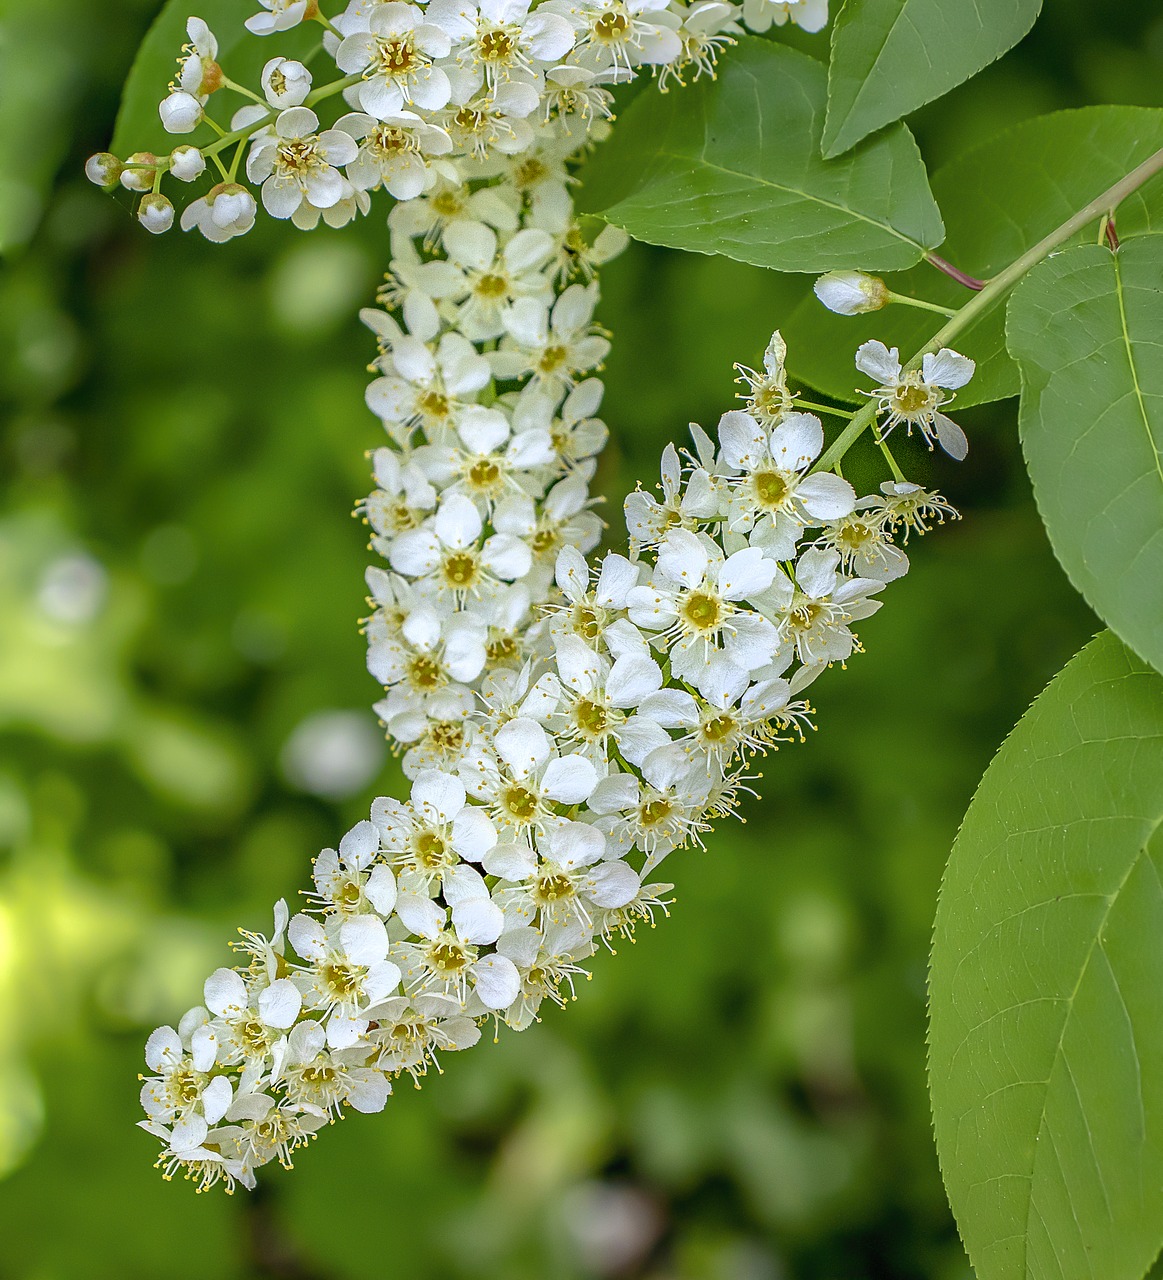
left=682, top=591, right=721, bottom=631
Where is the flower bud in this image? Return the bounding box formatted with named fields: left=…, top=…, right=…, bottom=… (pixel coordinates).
left=137, top=194, right=175, bottom=235
left=159, top=90, right=204, bottom=134
left=120, top=152, right=159, bottom=192
left=169, top=145, right=207, bottom=182
left=85, top=152, right=123, bottom=188
left=813, top=270, right=890, bottom=316
left=261, top=56, right=313, bottom=107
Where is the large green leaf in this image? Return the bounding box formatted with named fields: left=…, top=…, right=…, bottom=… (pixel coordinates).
left=929, top=631, right=1163, bottom=1280
left=822, top=0, right=1042, bottom=157
left=1007, top=239, right=1163, bottom=676
left=578, top=37, right=944, bottom=274
left=780, top=106, right=1163, bottom=408
left=111, top=0, right=317, bottom=158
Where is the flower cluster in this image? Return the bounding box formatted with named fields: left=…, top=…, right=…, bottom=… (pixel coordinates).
left=114, top=0, right=979, bottom=1198
left=139, top=177, right=965, bottom=1184
left=86, top=0, right=829, bottom=237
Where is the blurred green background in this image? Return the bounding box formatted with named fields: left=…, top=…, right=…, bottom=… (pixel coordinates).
left=0, top=0, right=1158, bottom=1274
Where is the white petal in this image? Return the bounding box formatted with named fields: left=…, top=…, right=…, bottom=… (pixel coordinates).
left=395, top=892, right=445, bottom=939
left=288, top=913, right=327, bottom=962
left=411, top=769, right=466, bottom=822
left=364, top=864, right=398, bottom=916
left=453, top=896, right=504, bottom=945
left=854, top=339, right=901, bottom=385
left=340, top=914, right=390, bottom=966
left=549, top=820, right=605, bottom=868
left=495, top=717, right=551, bottom=776
left=451, top=805, right=498, bottom=860
left=470, top=954, right=521, bottom=1009
left=258, top=979, right=302, bottom=1029
left=768, top=412, right=823, bottom=470
left=204, top=968, right=247, bottom=1019
left=339, top=819, right=380, bottom=869
left=923, top=348, right=975, bottom=390
left=542, top=754, right=598, bottom=803
left=717, top=409, right=766, bottom=471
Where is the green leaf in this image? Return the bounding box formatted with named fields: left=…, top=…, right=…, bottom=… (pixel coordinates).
left=822, top=0, right=1042, bottom=157
left=929, top=631, right=1163, bottom=1280
left=110, top=0, right=317, bottom=159
left=780, top=106, right=1163, bottom=408
left=578, top=37, right=944, bottom=274
left=1006, top=239, right=1163, bottom=676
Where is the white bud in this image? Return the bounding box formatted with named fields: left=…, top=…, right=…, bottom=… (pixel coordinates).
left=137, top=194, right=175, bottom=235
left=169, top=145, right=206, bottom=182
left=159, top=90, right=204, bottom=134
left=120, top=152, right=158, bottom=192
left=261, top=56, right=312, bottom=107
left=85, top=152, right=122, bottom=188
left=813, top=270, right=890, bottom=316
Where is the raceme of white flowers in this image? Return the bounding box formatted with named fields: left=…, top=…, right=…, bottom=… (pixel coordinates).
left=101, top=0, right=978, bottom=1196
left=85, top=0, right=830, bottom=237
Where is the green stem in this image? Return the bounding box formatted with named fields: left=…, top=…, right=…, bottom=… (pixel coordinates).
left=794, top=398, right=854, bottom=419
left=886, top=290, right=956, bottom=318
left=815, top=143, right=1163, bottom=473
left=195, top=73, right=362, bottom=162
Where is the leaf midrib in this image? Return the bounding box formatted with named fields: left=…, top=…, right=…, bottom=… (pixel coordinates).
left=1111, top=249, right=1163, bottom=490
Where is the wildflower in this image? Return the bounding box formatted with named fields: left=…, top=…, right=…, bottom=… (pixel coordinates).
left=261, top=56, right=313, bottom=106
left=245, top=107, right=361, bottom=219
left=814, top=270, right=889, bottom=315
left=855, top=340, right=975, bottom=460
left=180, top=183, right=258, bottom=242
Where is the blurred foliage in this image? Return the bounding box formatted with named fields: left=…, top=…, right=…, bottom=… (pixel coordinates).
left=0, top=0, right=1159, bottom=1275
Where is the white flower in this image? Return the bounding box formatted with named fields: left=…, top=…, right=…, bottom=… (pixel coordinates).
left=178, top=17, right=222, bottom=99
left=307, top=818, right=399, bottom=917
left=547, top=545, right=643, bottom=652
left=366, top=329, right=491, bottom=439
left=373, top=769, right=498, bottom=882
left=365, top=993, right=481, bottom=1078
left=734, top=330, right=795, bottom=426
left=159, top=90, right=203, bottom=133
left=261, top=56, right=313, bottom=106
left=366, top=603, right=488, bottom=695
left=548, top=634, right=669, bottom=766
left=429, top=0, right=576, bottom=89
left=813, top=270, right=889, bottom=315
left=393, top=868, right=520, bottom=1008
left=855, top=340, right=975, bottom=460
left=492, top=820, right=640, bottom=930
left=741, top=0, right=828, bottom=34
left=137, top=193, right=175, bottom=234
left=717, top=408, right=855, bottom=557
left=549, top=0, right=683, bottom=69
left=336, top=3, right=454, bottom=119
left=277, top=1021, right=392, bottom=1117
left=589, top=757, right=712, bottom=872
left=140, top=1023, right=231, bottom=1127
left=202, top=967, right=303, bottom=1066
left=777, top=547, right=882, bottom=668
left=492, top=282, right=610, bottom=391
left=246, top=0, right=314, bottom=36
left=388, top=492, right=533, bottom=603
left=179, top=182, right=258, bottom=242
left=287, top=912, right=403, bottom=1047
left=627, top=529, right=781, bottom=701
left=339, top=111, right=453, bottom=200
left=460, top=716, right=599, bottom=836
left=246, top=107, right=360, bottom=219
left=169, top=145, right=206, bottom=182
left=443, top=222, right=556, bottom=340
